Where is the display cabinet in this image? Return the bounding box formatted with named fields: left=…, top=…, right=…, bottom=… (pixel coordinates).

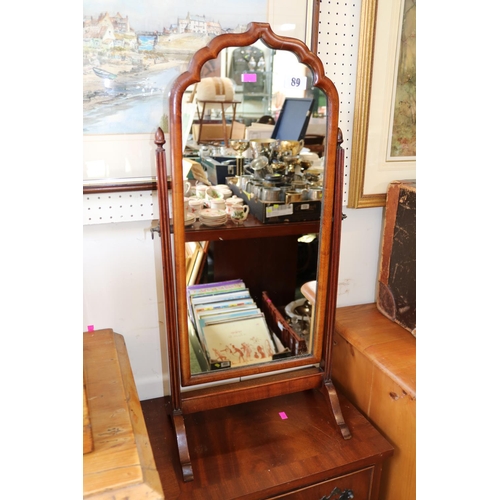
left=155, top=22, right=353, bottom=483
left=226, top=42, right=274, bottom=123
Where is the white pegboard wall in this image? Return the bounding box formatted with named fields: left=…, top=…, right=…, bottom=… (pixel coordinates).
left=317, top=0, right=362, bottom=206
left=83, top=191, right=159, bottom=225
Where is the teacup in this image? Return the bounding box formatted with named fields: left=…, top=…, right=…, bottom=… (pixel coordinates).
left=214, top=186, right=233, bottom=199
left=225, top=196, right=244, bottom=215
left=188, top=198, right=205, bottom=218
left=205, top=187, right=222, bottom=201
left=195, top=184, right=209, bottom=199
left=230, top=204, right=249, bottom=224
left=210, top=198, right=226, bottom=211
left=226, top=195, right=244, bottom=205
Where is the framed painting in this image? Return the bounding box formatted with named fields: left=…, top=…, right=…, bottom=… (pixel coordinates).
left=348, top=0, right=416, bottom=208
left=82, top=0, right=320, bottom=191
left=83, top=0, right=318, bottom=136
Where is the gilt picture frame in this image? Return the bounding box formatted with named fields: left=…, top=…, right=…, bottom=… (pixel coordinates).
left=348, top=0, right=416, bottom=208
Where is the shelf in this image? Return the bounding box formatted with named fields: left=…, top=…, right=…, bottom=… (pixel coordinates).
left=182, top=214, right=320, bottom=242
left=235, top=92, right=269, bottom=98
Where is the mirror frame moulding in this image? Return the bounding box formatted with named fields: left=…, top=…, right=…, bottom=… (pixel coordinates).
left=153, top=23, right=352, bottom=483
left=164, top=22, right=340, bottom=387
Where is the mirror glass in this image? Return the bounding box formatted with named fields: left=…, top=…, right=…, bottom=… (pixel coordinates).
left=177, top=42, right=328, bottom=378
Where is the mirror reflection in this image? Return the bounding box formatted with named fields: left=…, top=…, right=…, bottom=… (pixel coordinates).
left=178, top=43, right=328, bottom=376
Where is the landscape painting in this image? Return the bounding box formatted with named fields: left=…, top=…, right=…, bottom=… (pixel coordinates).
left=83, top=0, right=268, bottom=134
left=389, top=0, right=416, bottom=158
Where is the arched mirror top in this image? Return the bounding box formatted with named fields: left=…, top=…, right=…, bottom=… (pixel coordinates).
left=168, top=22, right=338, bottom=126
left=170, top=23, right=338, bottom=99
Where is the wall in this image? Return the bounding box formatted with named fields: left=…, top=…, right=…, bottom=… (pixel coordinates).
left=82, top=0, right=387, bottom=401
left=83, top=218, right=168, bottom=400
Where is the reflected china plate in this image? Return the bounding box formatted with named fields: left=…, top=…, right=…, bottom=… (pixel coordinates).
left=185, top=213, right=196, bottom=226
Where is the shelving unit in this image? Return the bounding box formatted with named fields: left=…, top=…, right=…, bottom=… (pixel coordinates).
left=194, top=100, right=240, bottom=145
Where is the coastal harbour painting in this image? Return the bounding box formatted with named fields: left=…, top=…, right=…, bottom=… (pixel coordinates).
left=83, top=0, right=268, bottom=134
left=388, top=0, right=416, bottom=159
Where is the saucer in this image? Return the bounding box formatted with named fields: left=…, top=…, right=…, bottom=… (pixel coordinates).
left=199, top=208, right=227, bottom=227
left=184, top=212, right=196, bottom=226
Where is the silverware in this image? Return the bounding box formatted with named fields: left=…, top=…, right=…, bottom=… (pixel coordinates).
left=285, top=190, right=306, bottom=203
left=237, top=174, right=253, bottom=191
left=260, top=187, right=284, bottom=202
left=249, top=139, right=277, bottom=161
left=307, top=187, right=323, bottom=200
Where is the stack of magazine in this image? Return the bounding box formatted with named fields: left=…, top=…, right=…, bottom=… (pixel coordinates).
left=187, top=279, right=281, bottom=370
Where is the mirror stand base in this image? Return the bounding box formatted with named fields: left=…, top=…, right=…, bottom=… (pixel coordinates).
left=169, top=380, right=351, bottom=483
left=171, top=410, right=194, bottom=482
left=321, top=379, right=352, bottom=440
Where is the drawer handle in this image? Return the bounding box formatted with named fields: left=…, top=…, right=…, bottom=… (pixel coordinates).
left=320, top=487, right=354, bottom=500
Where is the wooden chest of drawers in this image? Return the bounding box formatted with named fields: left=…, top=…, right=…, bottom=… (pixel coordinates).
left=268, top=467, right=374, bottom=499
left=141, top=387, right=393, bottom=499
left=333, top=304, right=416, bottom=500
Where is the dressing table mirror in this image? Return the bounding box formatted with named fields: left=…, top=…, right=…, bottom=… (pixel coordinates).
left=155, top=22, right=348, bottom=482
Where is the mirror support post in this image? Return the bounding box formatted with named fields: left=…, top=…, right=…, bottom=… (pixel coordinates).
left=320, top=128, right=351, bottom=440
left=156, top=128, right=194, bottom=480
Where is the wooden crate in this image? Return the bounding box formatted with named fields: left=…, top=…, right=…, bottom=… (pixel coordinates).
left=261, top=291, right=307, bottom=356
left=83, top=329, right=164, bottom=500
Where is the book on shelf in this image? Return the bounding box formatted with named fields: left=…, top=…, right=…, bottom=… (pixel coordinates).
left=187, top=278, right=251, bottom=326
left=199, top=307, right=262, bottom=327
left=196, top=308, right=262, bottom=357
left=193, top=297, right=256, bottom=316
left=200, top=313, right=277, bottom=368
left=190, top=288, right=251, bottom=306
left=189, top=290, right=252, bottom=326
left=193, top=300, right=258, bottom=343
left=187, top=279, right=246, bottom=297
left=186, top=279, right=280, bottom=369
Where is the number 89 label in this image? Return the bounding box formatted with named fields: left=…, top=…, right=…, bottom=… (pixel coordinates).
left=283, top=75, right=307, bottom=90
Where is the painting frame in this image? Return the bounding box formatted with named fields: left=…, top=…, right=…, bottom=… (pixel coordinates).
left=348, top=0, right=416, bottom=208
left=82, top=0, right=320, bottom=193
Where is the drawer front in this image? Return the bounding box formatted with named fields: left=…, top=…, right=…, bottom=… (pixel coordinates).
left=268, top=467, right=374, bottom=500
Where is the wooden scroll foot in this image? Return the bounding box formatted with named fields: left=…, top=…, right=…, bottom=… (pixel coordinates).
left=171, top=411, right=194, bottom=481
left=321, top=379, right=352, bottom=440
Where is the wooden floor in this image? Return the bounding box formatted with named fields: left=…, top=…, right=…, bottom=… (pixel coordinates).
left=141, top=389, right=393, bottom=499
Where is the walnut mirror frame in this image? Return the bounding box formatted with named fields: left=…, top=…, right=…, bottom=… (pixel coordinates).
left=155, top=22, right=349, bottom=482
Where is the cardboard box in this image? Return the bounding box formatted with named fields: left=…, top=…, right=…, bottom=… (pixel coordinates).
left=191, top=121, right=246, bottom=143
left=261, top=291, right=306, bottom=356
